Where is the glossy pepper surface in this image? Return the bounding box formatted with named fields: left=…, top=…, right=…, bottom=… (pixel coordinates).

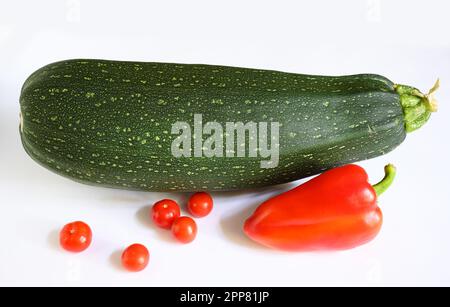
left=243, top=164, right=396, bottom=251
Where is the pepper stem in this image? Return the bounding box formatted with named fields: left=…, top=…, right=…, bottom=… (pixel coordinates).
left=394, top=79, right=439, bottom=133
left=372, top=164, right=397, bottom=196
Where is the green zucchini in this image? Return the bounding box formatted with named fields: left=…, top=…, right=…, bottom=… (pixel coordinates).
left=19, top=59, right=437, bottom=191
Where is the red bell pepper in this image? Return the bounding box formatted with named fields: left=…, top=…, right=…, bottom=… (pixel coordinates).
left=243, top=164, right=396, bottom=251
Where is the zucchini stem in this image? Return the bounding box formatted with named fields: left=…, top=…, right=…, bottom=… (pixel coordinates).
left=394, top=79, right=439, bottom=133
left=425, top=78, right=440, bottom=112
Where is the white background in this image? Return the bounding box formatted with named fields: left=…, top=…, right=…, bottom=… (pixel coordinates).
left=1, top=0, right=449, bottom=286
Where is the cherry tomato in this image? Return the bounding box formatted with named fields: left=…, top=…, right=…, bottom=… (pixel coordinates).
left=152, top=199, right=181, bottom=229
left=59, top=221, right=92, bottom=253
left=121, top=244, right=149, bottom=272
left=187, top=192, right=213, bottom=218
left=171, top=216, right=197, bottom=243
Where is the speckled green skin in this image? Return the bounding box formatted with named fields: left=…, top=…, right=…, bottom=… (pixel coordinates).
left=20, top=59, right=406, bottom=191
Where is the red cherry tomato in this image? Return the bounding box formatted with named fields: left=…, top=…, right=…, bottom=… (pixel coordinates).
left=171, top=216, right=197, bottom=243
left=187, top=192, right=213, bottom=218
left=152, top=199, right=181, bottom=229
left=59, top=221, right=92, bottom=253
left=121, top=244, right=149, bottom=272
